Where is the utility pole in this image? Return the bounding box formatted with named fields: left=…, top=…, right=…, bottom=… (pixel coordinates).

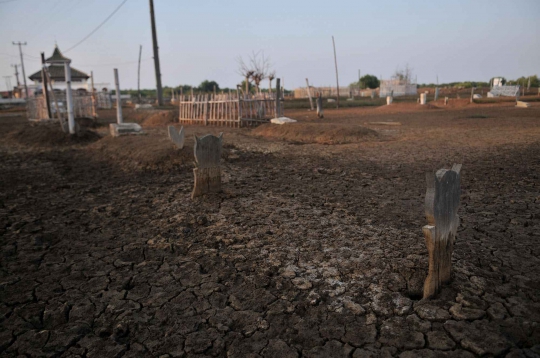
left=12, top=41, right=29, bottom=98
left=137, top=44, right=142, bottom=102
left=11, top=64, right=20, bottom=87
left=40, top=52, right=52, bottom=119
left=332, top=36, right=340, bottom=108
left=148, top=0, right=163, bottom=106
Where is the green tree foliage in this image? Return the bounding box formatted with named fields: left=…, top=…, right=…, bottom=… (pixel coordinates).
left=357, top=74, right=380, bottom=89
left=508, top=75, right=539, bottom=87
left=198, top=80, right=220, bottom=92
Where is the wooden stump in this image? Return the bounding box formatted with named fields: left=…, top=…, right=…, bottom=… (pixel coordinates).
left=316, top=94, right=324, bottom=118
left=192, top=133, right=223, bottom=199
left=168, top=126, right=185, bottom=149
left=423, top=164, right=462, bottom=299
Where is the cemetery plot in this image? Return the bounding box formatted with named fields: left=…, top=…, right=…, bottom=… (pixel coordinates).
left=0, top=103, right=539, bottom=357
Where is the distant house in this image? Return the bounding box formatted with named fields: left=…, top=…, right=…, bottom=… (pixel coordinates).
left=28, top=46, right=90, bottom=93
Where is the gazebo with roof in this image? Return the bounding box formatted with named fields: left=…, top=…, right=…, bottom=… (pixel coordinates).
left=28, top=46, right=90, bottom=92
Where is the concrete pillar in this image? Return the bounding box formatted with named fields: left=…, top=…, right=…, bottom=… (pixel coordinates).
left=64, top=62, right=75, bottom=134
left=114, top=68, right=123, bottom=124
left=420, top=93, right=427, bottom=105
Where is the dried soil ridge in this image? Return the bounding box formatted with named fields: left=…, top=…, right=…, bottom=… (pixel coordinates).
left=8, top=123, right=101, bottom=147
left=250, top=123, right=379, bottom=144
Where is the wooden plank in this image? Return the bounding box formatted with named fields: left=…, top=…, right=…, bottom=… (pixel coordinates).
left=192, top=133, right=223, bottom=199
left=423, top=164, right=462, bottom=299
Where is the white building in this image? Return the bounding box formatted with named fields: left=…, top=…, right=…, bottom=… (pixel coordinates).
left=28, top=46, right=90, bottom=93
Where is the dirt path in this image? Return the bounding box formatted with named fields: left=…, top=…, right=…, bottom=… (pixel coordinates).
left=1, top=104, right=539, bottom=357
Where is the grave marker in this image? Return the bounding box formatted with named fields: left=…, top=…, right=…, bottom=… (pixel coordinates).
left=168, top=126, right=185, bottom=149
left=423, top=164, right=462, bottom=299
left=192, top=133, right=223, bottom=199
left=316, top=93, right=324, bottom=118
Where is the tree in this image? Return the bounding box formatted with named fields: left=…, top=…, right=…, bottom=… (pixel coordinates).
left=358, top=74, right=380, bottom=89
left=237, top=51, right=273, bottom=95
left=237, top=56, right=255, bottom=95
left=268, top=71, right=276, bottom=93
left=393, top=64, right=414, bottom=83
left=198, top=80, right=219, bottom=93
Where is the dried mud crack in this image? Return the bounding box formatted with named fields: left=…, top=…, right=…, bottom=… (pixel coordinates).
left=1, top=105, right=539, bottom=357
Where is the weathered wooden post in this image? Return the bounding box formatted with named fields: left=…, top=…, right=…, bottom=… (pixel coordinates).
left=316, top=93, right=324, bottom=118
left=469, top=87, right=475, bottom=104
left=275, top=78, right=281, bottom=118
left=387, top=90, right=394, bottom=105
left=90, top=71, right=97, bottom=118
left=192, top=133, right=223, bottom=199
left=114, top=68, right=123, bottom=124
left=305, top=78, right=314, bottom=111
left=64, top=60, right=75, bottom=134
left=423, top=164, right=462, bottom=299
left=168, top=126, right=185, bottom=149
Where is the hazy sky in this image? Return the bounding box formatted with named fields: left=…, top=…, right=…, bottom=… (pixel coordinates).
left=1, top=0, right=539, bottom=91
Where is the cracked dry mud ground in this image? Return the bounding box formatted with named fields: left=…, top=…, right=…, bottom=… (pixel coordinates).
left=1, top=104, right=540, bottom=357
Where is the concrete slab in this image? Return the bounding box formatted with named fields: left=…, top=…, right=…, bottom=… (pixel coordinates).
left=516, top=101, right=530, bottom=108
left=109, top=123, right=143, bottom=137
left=271, top=117, right=298, bottom=125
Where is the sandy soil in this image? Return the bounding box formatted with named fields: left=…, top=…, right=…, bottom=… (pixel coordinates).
left=1, top=102, right=539, bottom=357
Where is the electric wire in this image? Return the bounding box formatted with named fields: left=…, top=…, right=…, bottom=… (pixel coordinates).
left=64, top=0, right=129, bottom=53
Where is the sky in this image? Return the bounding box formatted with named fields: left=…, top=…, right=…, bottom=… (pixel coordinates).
left=0, top=0, right=539, bottom=92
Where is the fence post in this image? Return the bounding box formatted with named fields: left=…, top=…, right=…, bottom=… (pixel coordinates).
left=64, top=61, right=75, bottom=134
left=205, top=94, right=209, bottom=126
left=305, top=78, right=314, bottom=111
left=275, top=78, right=281, bottom=118
left=114, top=69, right=123, bottom=124
left=423, top=164, right=462, bottom=299
left=316, top=93, right=324, bottom=118
left=90, top=71, right=97, bottom=118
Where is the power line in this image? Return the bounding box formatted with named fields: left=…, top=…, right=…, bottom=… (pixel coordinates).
left=78, top=57, right=152, bottom=67
left=64, top=0, right=129, bottom=53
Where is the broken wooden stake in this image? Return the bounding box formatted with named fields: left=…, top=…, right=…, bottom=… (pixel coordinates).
left=192, top=133, right=223, bottom=199
left=316, top=93, right=324, bottom=118
left=423, top=164, right=462, bottom=299
left=168, top=126, right=185, bottom=149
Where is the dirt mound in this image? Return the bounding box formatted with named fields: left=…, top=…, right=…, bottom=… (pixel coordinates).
left=142, top=110, right=177, bottom=127
left=250, top=123, right=379, bottom=144
left=88, top=135, right=193, bottom=172
left=430, top=98, right=472, bottom=108
left=9, top=123, right=101, bottom=147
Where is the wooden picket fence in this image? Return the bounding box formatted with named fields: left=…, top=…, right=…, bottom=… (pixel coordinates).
left=179, top=92, right=283, bottom=127
left=26, top=93, right=96, bottom=121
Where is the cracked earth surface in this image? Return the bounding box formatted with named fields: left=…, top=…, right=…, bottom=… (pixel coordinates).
left=1, top=104, right=539, bottom=357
